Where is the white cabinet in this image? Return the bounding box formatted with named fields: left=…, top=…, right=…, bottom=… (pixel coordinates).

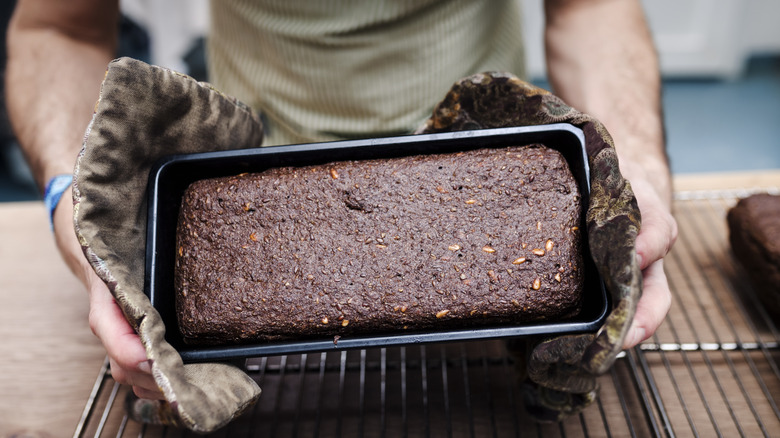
left=522, top=0, right=780, bottom=80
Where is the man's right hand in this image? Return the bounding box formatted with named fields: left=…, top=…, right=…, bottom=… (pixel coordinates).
left=54, top=189, right=164, bottom=400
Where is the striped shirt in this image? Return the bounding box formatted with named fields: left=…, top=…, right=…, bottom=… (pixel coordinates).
left=208, top=0, right=526, bottom=146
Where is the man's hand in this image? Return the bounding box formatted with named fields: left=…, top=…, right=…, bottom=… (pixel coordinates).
left=53, top=190, right=164, bottom=400
left=619, top=166, right=677, bottom=348
left=544, top=0, right=676, bottom=347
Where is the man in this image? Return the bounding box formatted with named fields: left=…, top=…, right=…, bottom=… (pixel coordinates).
left=5, top=0, right=677, bottom=400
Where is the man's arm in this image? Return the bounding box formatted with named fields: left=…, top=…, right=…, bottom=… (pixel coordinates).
left=6, top=0, right=163, bottom=399
left=7, top=0, right=118, bottom=194
left=544, top=0, right=678, bottom=348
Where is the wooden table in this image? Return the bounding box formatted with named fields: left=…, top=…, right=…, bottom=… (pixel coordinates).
left=0, top=203, right=105, bottom=438
left=1, top=170, right=778, bottom=437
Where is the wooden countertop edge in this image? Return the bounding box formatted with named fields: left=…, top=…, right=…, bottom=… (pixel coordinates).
left=673, top=170, right=780, bottom=192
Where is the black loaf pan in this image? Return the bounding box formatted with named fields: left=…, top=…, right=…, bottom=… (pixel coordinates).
left=145, top=123, right=609, bottom=363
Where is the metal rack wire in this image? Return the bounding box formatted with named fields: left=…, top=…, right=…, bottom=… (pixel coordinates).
left=74, top=189, right=780, bottom=438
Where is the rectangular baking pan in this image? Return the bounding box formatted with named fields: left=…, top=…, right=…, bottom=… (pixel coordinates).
left=145, top=123, right=609, bottom=363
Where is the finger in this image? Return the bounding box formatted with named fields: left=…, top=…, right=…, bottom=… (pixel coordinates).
left=108, top=357, right=160, bottom=399
left=88, top=279, right=163, bottom=398
left=634, top=208, right=677, bottom=270
left=133, top=384, right=167, bottom=400
left=88, top=282, right=145, bottom=369
left=623, top=260, right=671, bottom=349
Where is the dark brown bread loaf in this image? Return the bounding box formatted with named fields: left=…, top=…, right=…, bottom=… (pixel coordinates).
left=175, top=145, right=585, bottom=345
left=727, top=193, right=780, bottom=317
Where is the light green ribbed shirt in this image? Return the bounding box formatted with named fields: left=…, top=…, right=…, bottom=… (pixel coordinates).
left=208, top=0, right=525, bottom=146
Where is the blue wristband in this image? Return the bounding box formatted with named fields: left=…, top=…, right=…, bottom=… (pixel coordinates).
left=44, top=174, right=73, bottom=231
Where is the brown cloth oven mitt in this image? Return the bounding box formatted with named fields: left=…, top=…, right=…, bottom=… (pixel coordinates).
left=73, top=57, right=264, bottom=432
left=415, top=72, right=642, bottom=422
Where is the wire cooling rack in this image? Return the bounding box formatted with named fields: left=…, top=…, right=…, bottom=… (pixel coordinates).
left=74, top=188, right=780, bottom=438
